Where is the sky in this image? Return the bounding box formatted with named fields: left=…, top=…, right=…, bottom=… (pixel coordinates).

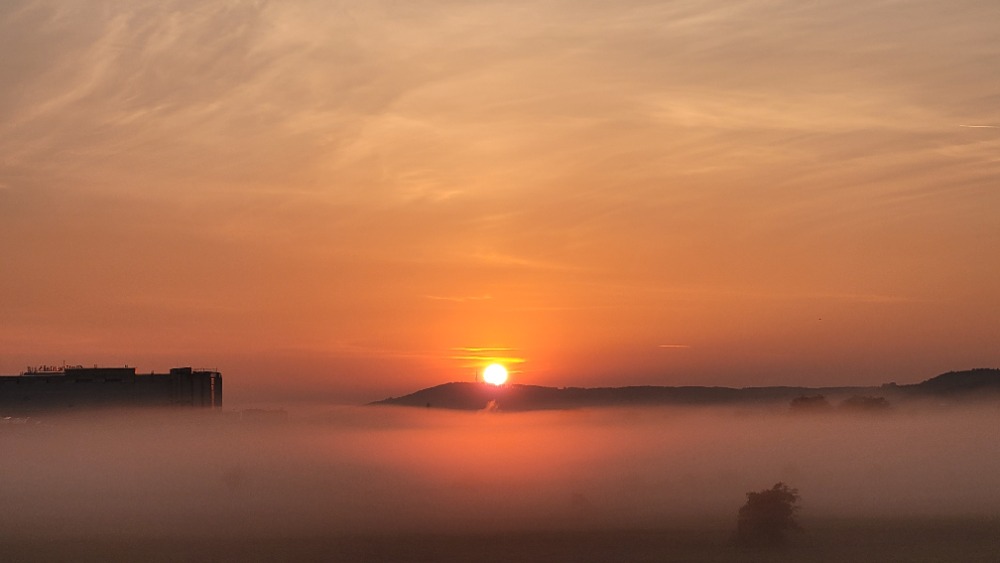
left=2, top=0, right=999, bottom=404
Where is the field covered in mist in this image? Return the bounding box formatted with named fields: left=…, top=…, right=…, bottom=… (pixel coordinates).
left=3, top=404, right=1000, bottom=561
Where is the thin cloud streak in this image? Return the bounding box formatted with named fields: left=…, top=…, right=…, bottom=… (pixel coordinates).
left=423, top=294, right=493, bottom=302
left=450, top=355, right=526, bottom=363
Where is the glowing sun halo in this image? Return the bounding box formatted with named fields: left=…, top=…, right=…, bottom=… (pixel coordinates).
left=483, top=363, right=508, bottom=385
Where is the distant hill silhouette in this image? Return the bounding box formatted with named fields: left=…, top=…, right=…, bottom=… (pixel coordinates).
left=372, top=368, right=1000, bottom=411
left=912, top=368, right=1000, bottom=395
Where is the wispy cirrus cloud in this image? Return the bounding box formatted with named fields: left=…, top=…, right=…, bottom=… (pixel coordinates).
left=3, top=0, right=1000, bottom=389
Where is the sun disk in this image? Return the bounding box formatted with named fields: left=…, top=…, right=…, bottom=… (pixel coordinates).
left=483, top=363, right=508, bottom=385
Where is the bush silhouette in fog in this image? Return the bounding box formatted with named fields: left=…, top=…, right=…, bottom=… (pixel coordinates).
left=736, top=482, right=801, bottom=547
left=789, top=395, right=831, bottom=412
left=839, top=395, right=890, bottom=412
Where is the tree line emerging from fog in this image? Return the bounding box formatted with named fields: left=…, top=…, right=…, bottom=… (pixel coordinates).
left=789, top=394, right=890, bottom=412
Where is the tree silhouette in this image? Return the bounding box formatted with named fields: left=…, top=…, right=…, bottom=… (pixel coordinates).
left=736, top=482, right=801, bottom=547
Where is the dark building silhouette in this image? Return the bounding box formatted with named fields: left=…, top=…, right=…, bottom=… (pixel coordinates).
left=0, top=365, right=222, bottom=413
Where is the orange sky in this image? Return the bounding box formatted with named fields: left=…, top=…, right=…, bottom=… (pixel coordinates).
left=2, top=0, right=998, bottom=404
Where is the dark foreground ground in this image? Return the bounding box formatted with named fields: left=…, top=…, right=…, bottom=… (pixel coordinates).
left=5, top=518, right=1000, bottom=563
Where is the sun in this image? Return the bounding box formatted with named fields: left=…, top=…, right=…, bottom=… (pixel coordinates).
left=482, top=363, right=508, bottom=386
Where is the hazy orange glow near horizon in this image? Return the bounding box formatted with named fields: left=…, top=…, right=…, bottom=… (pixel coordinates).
left=1, top=0, right=998, bottom=405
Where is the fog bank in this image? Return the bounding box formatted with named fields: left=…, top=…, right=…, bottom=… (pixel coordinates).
left=2, top=404, right=999, bottom=538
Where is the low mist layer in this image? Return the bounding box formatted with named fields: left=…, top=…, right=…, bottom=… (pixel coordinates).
left=2, top=404, right=1000, bottom=539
